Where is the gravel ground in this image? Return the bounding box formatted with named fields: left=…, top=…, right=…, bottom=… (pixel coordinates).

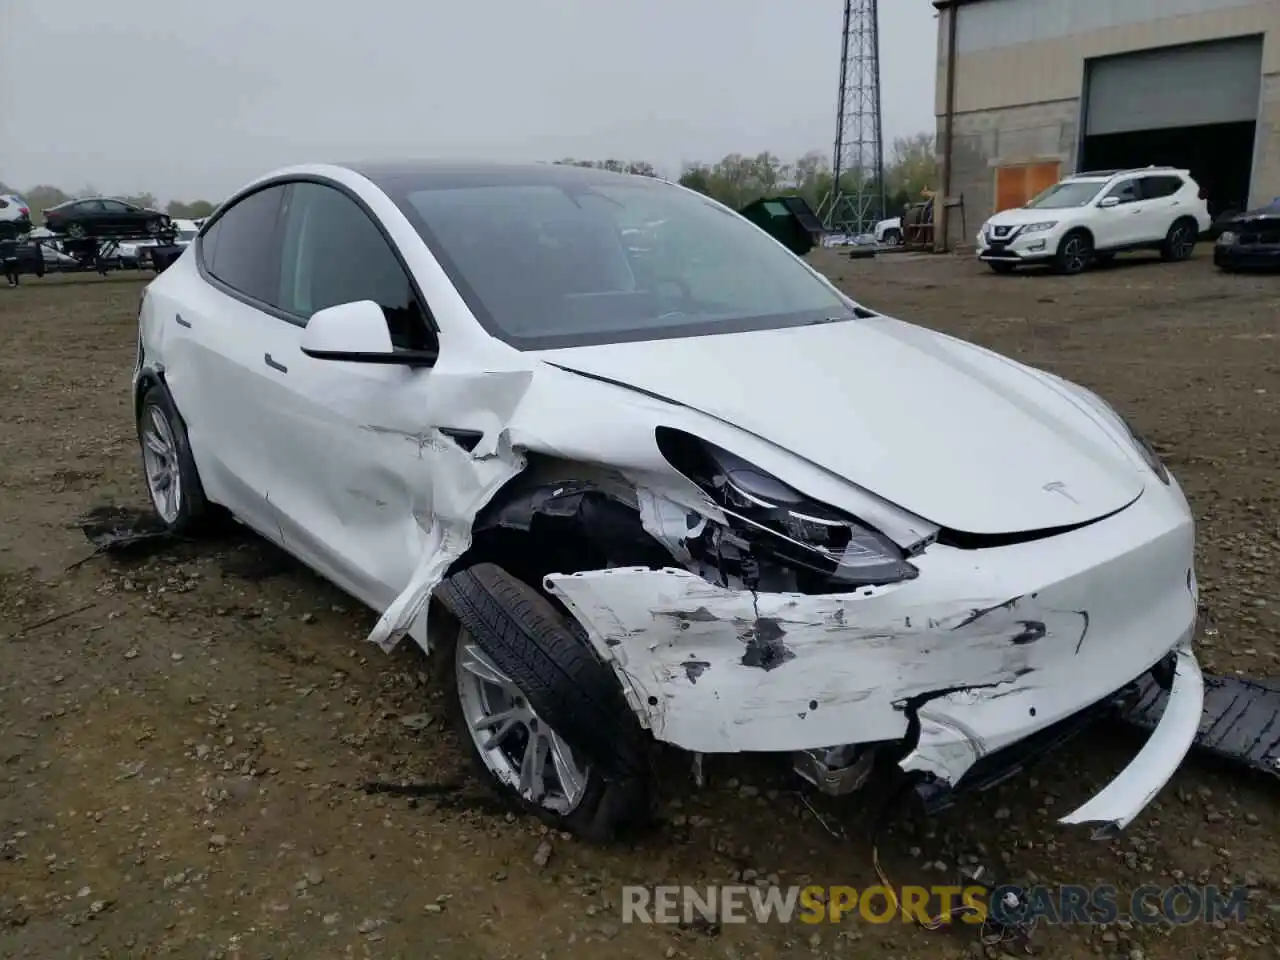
left=1, top=249, right=1277, bottom=959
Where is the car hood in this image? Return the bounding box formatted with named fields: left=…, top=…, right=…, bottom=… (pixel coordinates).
left=1227, top=203, right=1280, bottom=224
left=536, top=316, right=1145, bottom=535
left=987, top=206, right=1089, bottom=227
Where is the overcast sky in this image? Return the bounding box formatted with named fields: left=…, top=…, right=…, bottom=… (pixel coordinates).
left=0, top=1, right=937, bottom=203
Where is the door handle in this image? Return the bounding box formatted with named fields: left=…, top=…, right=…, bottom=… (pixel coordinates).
left=175, top=313, right=191, bottom=328
left=264, top=353, right=288, bottom=373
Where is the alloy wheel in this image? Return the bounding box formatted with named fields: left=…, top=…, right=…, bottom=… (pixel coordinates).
left=1172, top=226, right=1195, bottom=259
left=140, top=406, right=182, bottom=524
left=455, top=630, right=590, bottom=815
left=1063, top=236, right=1089, bottom=273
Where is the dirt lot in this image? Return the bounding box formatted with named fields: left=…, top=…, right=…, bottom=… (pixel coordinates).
left=1, top=250, right=1277, bottom=960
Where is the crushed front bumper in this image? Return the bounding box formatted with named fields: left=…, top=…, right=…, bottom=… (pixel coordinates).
left=547, top=478, right=1200, bottom=835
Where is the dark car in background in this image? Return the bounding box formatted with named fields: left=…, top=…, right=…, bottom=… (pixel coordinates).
left=1214, top=201, right=1280, bottom=272
left=43, top=197, right=173, bottom=240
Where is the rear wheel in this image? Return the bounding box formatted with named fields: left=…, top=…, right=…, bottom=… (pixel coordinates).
left=987, top=261, right=1016, bottom=274
left=1160, top=218, right=1197, bottom=262
left=1054, top=230, right=1092, bottom=275
left=436, top=563, right=651, bottom=841
left=137, top=384, right=214, bottom=534
left=883, top=228, right=902, bottom=246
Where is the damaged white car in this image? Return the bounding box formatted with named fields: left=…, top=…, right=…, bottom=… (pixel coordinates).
left=133, top=160, right=1204, bottom=840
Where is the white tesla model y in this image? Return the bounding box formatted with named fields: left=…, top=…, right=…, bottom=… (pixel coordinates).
left=133, top=161, right=1203, bottom=840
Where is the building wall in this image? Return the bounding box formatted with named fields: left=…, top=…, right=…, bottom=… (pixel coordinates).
left=935, top=0, right=1280, bottom=247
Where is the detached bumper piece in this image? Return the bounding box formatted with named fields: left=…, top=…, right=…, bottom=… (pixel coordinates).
left=1058, top=644, right=1203, bottom=838
left=1124, top=669, right=1280, bottom=779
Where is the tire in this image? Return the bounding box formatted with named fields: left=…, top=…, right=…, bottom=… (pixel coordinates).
left=883, top=228, right=902, bottom=246
left=1160, top=218, right=1197, bottom=262
left=65, top=222, right=87, bottom=240
left=436, top=563, right=651, bottom=841
left=145, top=218, right=163, bottom=236
left=136, top=383, right=214, bottom=535
left=1054, top=229, right=1093, bottom=275
left=987, top=261, right=1016, bottom=274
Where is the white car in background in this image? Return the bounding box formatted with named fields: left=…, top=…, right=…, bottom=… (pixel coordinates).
left=978, top=167, right=1211, bottom=275
left=172, top=218, right=200, bottom=247
left=133, top=160, right=1202, bottom=841
left=874, top=217, right=903, bottom=245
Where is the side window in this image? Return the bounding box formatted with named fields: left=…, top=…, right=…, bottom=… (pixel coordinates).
left=277, top=181, right=432, bottom=350
left=202, top=185, right=287, bottom=304
left=1141, top=176, right=1182, bottom=200
left=100, top=200, right=129, bottom=213
left=80, top=200, right=105, bottom=213
left=1104, top=180, right=1140, bottom=205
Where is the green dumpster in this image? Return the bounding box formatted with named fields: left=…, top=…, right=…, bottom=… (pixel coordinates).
left=738, top=196, right=824, bottom=256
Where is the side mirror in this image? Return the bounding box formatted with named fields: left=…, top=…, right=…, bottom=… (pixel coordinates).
left=1098, top=196, right=1120, bottom=208
left=300, top=300, right=437, bottom=366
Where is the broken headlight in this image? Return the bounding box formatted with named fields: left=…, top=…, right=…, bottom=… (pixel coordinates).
left=658, top=429, right=918, bottom=591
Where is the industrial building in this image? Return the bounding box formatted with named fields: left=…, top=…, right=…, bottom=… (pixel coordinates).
left=932, top=0, right=1279, bottom=249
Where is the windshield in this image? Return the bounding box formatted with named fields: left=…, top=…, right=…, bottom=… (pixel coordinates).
left=1025, top=180, right=1107, bottom=209
left=393, top=177, right=849, bottom=349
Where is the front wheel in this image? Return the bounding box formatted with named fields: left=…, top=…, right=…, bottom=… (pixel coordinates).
left=1054, top=230, right=1093, bottom=275
left=436, top=563, right=651, bottom=841
left=1160, top=219, right=1197, bottom=262
left=883, top=228, right=902, bottom=246
left=65, top=222, right=87, bottom=240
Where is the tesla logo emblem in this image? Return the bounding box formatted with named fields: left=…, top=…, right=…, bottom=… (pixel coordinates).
left=1043, top=481, right=1079, bottom=504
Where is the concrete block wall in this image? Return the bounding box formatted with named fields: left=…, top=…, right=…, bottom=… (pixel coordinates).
left=1252, top=73, right=1280, bottom=209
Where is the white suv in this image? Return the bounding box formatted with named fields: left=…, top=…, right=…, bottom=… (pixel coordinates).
left=977, top=168, right=1211, bottom=275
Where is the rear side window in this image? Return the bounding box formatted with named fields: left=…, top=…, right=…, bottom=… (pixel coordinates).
left=201, top=185, right=287, bottom=304
left=1141, top=176, right=1184, bottom=199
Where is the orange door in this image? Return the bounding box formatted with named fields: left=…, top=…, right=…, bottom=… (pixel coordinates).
left=994, top=162, right=1062, bottom=212
left=995, top=165, right=1027, bottom=213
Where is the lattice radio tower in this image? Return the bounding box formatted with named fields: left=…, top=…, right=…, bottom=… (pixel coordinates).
left=819, top=0, right=886, bottom=235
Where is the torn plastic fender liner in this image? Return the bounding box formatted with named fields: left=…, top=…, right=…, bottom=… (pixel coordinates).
left=366, top=427, right=526, bottom=653
left=355, top=369, right=535, bottom=653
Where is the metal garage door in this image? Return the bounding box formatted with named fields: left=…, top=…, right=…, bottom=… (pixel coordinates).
left=1085, top=36, right=1263, bottom=136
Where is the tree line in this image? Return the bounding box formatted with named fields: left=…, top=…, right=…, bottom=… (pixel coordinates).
left=3, top=133, right=936, bottom=226
left=557, top=133, right=938, bottom=218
